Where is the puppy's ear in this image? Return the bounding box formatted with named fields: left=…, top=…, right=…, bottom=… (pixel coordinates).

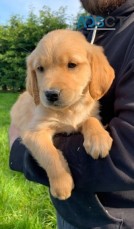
left=88, top=45, right=115, bottom=100
left=26, top=54, right=40, bottom=105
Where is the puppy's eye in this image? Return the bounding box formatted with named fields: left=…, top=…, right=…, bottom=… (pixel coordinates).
left=37, top=66, right=44, bottom=72
left=68, top=63, right=77, bottom=69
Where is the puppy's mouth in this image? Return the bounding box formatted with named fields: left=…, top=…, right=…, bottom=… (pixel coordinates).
left=41, top=89, right=70, bottom=110
left=46, top=101, right=66, bottom=109
left=41, top=88, right=85, bottom=110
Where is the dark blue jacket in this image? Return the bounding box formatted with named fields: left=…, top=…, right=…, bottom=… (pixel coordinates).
left=10, top=1, right=134, bottom=228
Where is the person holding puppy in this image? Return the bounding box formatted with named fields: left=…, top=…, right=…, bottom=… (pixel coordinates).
left=9, top=0, right=134, bottom=228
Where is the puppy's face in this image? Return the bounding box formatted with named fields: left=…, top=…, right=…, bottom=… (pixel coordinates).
left=27, top=30, right=114, bottom=109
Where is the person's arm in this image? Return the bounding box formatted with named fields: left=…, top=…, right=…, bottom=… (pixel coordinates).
left=9, top=125, right=49, bottom=186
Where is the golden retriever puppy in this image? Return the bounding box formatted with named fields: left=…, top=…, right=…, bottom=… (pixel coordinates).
left=11, top=29, right=115, bottom=200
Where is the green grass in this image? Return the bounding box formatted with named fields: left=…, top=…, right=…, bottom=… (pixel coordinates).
left=0, top=92, right=56, bottom=229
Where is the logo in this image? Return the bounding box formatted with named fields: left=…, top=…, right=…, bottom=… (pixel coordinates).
left=77, top=15, right=124, bottom=30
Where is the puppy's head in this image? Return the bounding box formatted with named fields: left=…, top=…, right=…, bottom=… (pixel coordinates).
left=26, top=29, right=114, bottom=108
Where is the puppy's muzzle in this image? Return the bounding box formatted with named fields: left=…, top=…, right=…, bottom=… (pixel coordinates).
left=45, top=89, right=61, bottom=103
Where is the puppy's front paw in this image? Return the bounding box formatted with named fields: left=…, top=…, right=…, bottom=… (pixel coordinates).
left=50, top=172, right=74, bottom=200
left=83, top=129, right=113, bottom=159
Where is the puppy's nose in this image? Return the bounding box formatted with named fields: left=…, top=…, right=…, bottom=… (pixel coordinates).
left=45, top=89, right=60, bottom=102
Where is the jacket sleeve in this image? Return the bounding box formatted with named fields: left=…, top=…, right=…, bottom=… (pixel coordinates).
left=9, top=59, right=134, bottom=192
left=9, top=138, right=49, bottom=186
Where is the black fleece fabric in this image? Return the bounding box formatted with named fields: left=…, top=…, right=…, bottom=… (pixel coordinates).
left=10, top=1, right=134, bottom=228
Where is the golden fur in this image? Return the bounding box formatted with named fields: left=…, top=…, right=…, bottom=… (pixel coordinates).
left=11, top=29, right=115, bottom=200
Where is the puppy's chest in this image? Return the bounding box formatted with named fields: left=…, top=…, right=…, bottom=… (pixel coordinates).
left=46, top=102, right=96, bottom=134
left=57, top=110, right=86, bottom=133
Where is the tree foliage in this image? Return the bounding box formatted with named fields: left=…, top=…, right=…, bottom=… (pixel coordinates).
left=0, top=6, right=69, bottom=91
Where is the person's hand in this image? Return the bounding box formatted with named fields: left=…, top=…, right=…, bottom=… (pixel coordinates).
left=9, top=123, right=20, bottom=149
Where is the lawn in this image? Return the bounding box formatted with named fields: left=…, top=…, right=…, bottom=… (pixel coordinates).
left=0, top=92, right=56, bottom=229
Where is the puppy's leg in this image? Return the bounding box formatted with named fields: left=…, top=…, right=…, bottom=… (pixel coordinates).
left=82, top=117, right=113, bottom=159
left=22, top=128, right=74, bottom=200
